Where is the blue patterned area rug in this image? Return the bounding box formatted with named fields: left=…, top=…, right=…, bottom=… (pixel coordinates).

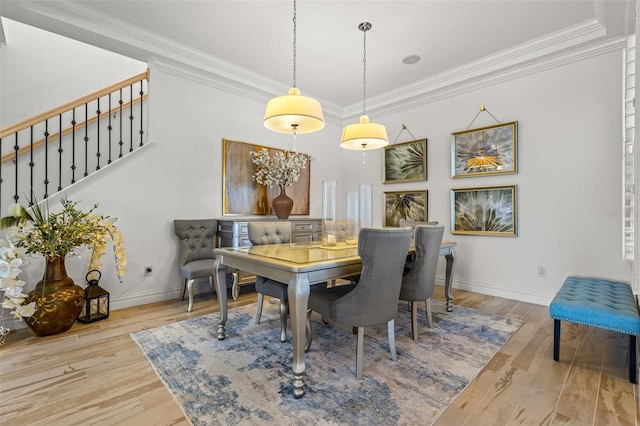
left=131, top=300, right=522, bottom=425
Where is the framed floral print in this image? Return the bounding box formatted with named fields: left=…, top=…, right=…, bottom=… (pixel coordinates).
left=222, top=139, right=310, bottom=216
left=451, top=121, right=517, bottom=178
left=383, top=138, right=427, bottom=183
left=451, top=185, right=517, bottom=236
left=384, top=190, right=428, bottom=227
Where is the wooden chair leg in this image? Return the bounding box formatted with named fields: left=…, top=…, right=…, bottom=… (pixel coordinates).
left=279, top=299, right=288, bottom=342
left=230, top=272, right=240, bottom=301
left=356, top=327, right=364, bottom=380
left=630, top=334, right=637, bottom=384
left=425, top=298, right=433, bottom=328
left=388, top=319, right=397, bottom=362
left=305, top=309, right=312, bottom=353
left=180, top=278, right=187, bottom=300
left=255, top=293, right=265, bottom=324
left=410, top=301, right=419, bottom=341
left=553, top=319, right=560, bottom=361
left=186, top=279, right=195, bottom=312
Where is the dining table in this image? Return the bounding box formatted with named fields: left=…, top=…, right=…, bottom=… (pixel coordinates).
left=212, top=240, right=456, bottom=398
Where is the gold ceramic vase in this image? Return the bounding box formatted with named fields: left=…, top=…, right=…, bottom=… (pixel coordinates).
left=25, top=256, right=85, bottom=337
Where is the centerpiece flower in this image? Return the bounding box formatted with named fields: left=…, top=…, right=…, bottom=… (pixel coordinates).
left=0, top=196, right=126, bottom=336
left=250, top=148, right=311, bottom=219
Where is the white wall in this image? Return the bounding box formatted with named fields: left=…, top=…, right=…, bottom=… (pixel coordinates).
left=0, top=18, right=145, bottom=128
left=342, top=49, right=630, bottom=305
left=1, top=19, right=630, bottom=326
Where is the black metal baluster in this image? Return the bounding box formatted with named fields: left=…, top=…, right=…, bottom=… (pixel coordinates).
left=13, top=133, right=19, bottom=204
left=96, top=98, right=101, bottom=170
left=119, top=89, right=124, bottom=158
left=139, top=79, right=144, bottom=147
left=108, top=93, right=113, bottom=164
left=29, top=126, right=34, bottom=205
left=57, top=113, right=63, bottom=191
left=71, top=109, right=77, bottom=184
left=43, top=119, right=49, bottom=199
left=84, top=103, right=89, bottom=177
left=129, top=85, right=134, bottom=152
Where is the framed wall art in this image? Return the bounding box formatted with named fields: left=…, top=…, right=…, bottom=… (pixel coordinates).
left=451, top=185, right=517, bottom=236
left=222, top=138, right=310, bottom=216
left=384, top=190, right=428, bottom=227
left=451, top=121, right=517, bottom=178
left=383, top=138, right=427, bottom=183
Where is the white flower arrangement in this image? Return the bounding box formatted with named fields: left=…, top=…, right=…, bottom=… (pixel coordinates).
left=250, top=148, right=311, bottom=188
left=0, top=239, right=36, bottom=319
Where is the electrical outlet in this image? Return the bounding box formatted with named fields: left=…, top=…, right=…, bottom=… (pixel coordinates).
left=144, top=265, right=153, bottom=277
left=537, top=266, right=547, bottom=278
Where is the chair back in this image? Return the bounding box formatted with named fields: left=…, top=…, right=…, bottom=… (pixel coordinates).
left=248, top=221, right=293, bottom=245
left=398, top=219, right=439, bottom=229
left=400, top=224, right=445, bottom=301
left=173, top=219, right=218, bottom=267
left=332, top=227, right=412, bottom=327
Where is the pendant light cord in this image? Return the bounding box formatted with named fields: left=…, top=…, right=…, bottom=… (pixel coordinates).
left=362, top=24, right=367, bottom=116
left=292, top=0, right=297, bottom=88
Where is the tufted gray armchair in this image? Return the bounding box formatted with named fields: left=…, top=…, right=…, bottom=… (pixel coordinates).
left=306, top=227, right=413, bottom=379
left=173, top=219, right=237, bottom=312
left=248, top=221, right=294, bottom=342
left=400, top=224, right=445, bottom=340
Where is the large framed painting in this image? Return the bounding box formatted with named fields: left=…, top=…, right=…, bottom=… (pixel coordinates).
left=451, top=185, right=517, bottom=236
left=451, top=121, right=517, bottom=178
left=222, top=139, right=310, bottom=215
left=383, top=138, right=427, bottom=183
left=384, top=190, right=428, bottom=227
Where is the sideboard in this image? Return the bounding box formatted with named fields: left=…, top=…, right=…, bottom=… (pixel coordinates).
left=217, top=217, right=323, bottom=299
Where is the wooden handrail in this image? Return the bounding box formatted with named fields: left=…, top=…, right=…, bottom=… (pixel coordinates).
left=1, top=94, right=147, bottom=164
left=0, top=68, right=150, bottom=140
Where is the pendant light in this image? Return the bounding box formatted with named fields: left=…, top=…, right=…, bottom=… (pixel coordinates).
left=341, top=22, right=389, bottom=154
left=264, top=0, right=324, bottom=141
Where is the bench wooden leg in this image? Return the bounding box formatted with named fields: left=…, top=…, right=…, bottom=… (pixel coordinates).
left=630, top=334, right=637, bottom=384
left=553, top=319, right=560, bottom=361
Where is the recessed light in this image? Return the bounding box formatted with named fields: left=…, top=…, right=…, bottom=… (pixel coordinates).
left=402, top=55, right=421, bottom=65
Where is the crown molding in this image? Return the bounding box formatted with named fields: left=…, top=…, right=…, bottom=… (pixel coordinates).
left=9, top=1, right=624, bottom=125
left=344, top=18, right=613, bottom=121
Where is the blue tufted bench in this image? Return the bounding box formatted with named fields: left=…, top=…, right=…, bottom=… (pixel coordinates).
left=550, top=276, right=640, bottom=383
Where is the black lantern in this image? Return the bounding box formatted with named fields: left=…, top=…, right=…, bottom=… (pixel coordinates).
left=77, top=270, right=109, bottom=323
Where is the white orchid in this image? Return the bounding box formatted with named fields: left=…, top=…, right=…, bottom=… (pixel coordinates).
left=0, top=238, right=36, bottom=319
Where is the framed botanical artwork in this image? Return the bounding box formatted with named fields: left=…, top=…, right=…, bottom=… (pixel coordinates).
left=451, top=185, right=517, bottom=236
left=384, top=190, right=428, bottom=227
left=222, top=139, right=310, bottom=216
left=383, top=138, right=427, bottom=183
left=451, top=121, right=517, bottom=178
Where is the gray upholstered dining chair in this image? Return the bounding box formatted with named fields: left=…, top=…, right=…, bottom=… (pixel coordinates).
left=247, top=221, right=297, bottom=342
left=305, top=227, right=413, bottom=379
left=398, top=219, right=439, bottom=228
left=173, top=219, right=237, bottom=312
left=400, top=224, right=445, bottom=341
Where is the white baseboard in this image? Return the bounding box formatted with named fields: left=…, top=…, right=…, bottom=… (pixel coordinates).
left=435, top=274, right=553, bottom=307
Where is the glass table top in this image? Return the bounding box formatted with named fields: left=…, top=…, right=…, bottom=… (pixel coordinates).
left=221, top=242, right=360, bottom=265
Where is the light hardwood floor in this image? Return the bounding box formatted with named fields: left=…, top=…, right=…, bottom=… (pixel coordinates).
left=0, top=286, right=638, bottom=425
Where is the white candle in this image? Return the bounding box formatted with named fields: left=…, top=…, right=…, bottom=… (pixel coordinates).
left=327, top=234, right=336, bottom=245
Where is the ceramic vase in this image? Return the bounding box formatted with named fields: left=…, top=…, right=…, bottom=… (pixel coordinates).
left=272, top=185, right=294, bottom=219
left=25, top=256, right=86, bottom=337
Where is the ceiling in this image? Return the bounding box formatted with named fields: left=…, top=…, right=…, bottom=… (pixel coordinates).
left=1, top=1, right=633, bottom=119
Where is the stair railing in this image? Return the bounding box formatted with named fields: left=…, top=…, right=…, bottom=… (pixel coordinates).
left=0, top=69, right=149, bottom=212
